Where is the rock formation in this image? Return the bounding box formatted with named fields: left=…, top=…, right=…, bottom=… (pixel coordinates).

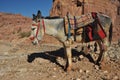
left=0, top=12, right=32, bottom=42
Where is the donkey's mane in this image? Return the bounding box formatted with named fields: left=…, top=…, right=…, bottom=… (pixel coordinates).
left=45, top=16, right=61, bottom=19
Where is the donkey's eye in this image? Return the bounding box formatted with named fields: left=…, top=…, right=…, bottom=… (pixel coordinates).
left=31, top=28, right=36, bottom=30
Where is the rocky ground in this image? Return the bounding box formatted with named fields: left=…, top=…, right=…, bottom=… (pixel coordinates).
left=0, top=37, right=120, bottom=80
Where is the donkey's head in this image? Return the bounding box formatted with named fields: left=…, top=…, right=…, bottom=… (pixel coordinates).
left=30, top=10, right=45, bottom=45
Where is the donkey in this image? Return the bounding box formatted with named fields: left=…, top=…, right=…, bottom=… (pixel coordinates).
left=29, top=11, right=112, bottom=71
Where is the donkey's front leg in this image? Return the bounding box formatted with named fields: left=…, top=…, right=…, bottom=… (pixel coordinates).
left=65, top=46, right=72, bottom=71
left=64, top=39, right=73, bottom=71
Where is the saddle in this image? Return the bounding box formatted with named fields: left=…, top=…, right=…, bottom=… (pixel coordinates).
left=64, top=12, right=106, bottom=42
left=64, top=13, right=94, bottom=35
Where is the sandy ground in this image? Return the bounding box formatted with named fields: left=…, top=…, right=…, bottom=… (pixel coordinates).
left=0, top=40, right=120, bottom=80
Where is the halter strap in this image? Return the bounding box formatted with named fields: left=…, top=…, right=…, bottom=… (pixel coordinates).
left=36, top=22, right=40, bottom=38
left=32, top=24, right=39, bottom=26
left=30, top=19, right=46, bottom=41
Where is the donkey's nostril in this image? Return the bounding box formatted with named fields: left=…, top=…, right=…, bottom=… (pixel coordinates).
left=29, top=36, right=34, bottom=40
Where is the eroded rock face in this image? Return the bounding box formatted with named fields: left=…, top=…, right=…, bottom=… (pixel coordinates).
left=0, top=12, right=32, bottom=41
left=50, top=0, right=120, bottom=41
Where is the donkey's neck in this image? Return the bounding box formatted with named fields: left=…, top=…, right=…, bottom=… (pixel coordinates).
left=44, top=19, right=67, bottom=42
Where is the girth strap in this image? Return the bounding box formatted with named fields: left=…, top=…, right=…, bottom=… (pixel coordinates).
left=66, top=12, right=71, bottom=39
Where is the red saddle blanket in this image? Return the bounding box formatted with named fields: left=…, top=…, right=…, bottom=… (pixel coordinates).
left=86, top=25, right=106, bottom=41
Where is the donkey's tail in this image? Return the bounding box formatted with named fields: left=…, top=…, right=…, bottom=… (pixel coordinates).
left=109, top=23, right=113, bottom=45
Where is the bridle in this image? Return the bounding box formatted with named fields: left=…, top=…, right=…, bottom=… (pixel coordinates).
left=30, top=19, right=45, bottom=41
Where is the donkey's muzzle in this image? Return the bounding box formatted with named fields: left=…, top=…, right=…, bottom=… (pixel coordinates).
left=29, top=36, right=35, bottom=41
left=32, top=41, right=37, bottom=45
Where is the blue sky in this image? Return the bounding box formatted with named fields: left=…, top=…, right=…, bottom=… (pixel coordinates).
left=0, top=0, right=53, bottom=17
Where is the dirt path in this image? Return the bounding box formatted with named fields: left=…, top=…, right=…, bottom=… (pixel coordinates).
left=0, top=40, right=120, bottom=80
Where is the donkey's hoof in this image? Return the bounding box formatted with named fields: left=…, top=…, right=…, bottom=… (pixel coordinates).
left=66, top=67, right=72, bottom=72
left=65, top=66, right=72, bottom=72
left=94, top=65, right=100, bottom=70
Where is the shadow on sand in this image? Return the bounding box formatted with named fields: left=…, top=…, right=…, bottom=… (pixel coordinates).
left=27, top=48, right=95, bottom=70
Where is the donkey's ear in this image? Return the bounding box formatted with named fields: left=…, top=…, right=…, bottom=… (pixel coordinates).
left=32, top=14, right=36, bottom=20
left=33, top=14, right=35, bottom=18
left=37, top=10, right=42, bottom=18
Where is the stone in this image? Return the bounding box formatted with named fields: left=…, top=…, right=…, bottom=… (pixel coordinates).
left=118, top=39, right=120, bottom=47
left=53, top=67, right=57, bottom=71
left=79, top=55, right=84, bottom=60
left=79, top=69, right=83, bottom=73
left=85, top=70, right=90, bottom=74
left=75, top=78, right=81, bottom=80
left=94, top=65, right=100, bottom=70
left=103, top=70, right=108, bottom=74
left=113, top=76, right=119, bottom=80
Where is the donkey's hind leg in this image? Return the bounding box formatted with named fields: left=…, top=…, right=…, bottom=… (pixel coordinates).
left=95, top=39, right=109, bottom=70
left=100, top=38, right=110, bottom=69
left=95, top=40, right=104, bottom=66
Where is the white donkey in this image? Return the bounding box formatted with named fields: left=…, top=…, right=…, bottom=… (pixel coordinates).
left=30, top=11, right=112, bottom=71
